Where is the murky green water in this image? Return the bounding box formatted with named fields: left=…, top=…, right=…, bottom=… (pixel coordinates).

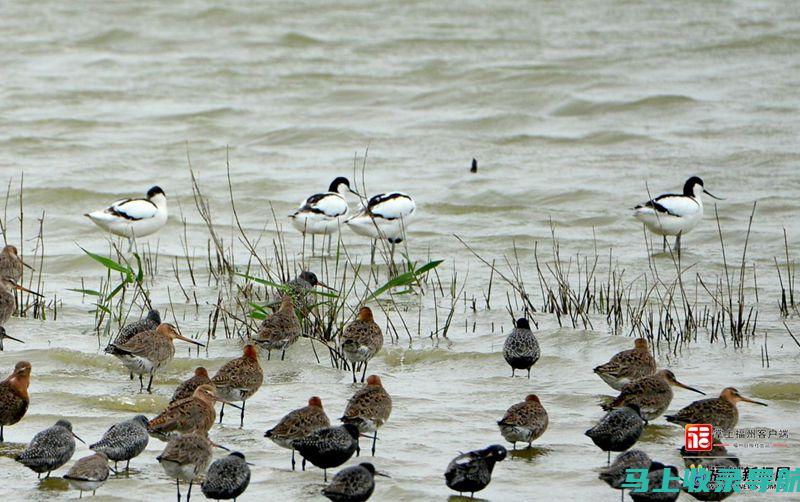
left=1, top=0, right=799, bottom=500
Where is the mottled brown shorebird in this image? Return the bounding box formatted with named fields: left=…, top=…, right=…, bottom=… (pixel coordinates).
left=585, top=404, right=646, bottom=465
left=110, top=309, right=161, bottom=380
left=341, top=307, right=383, bottom=383
left=149, top=384, right=236, bottom=439
left=603, top=369, right=705, bottom=420
left=600, top=450, right=651, bottom=502
left=201, top=451, right=252, bottom=501
left=253, top=295, right=302, bottom=360
left=265, top=396, right=331, bottom=470
left=157, top=431, right=213, bottom=502
left=106, top=323, right=205, bottom=393
left=0, top=360, right=30, bottom=442
left=0, top=245, right=32, bottom=283
left=322, top=462, right=389, bottom=502
left=341, top=375, right=391, bottom=456
left=0, top=276, right=41, bottom=327
left=264, top=396, right=331, bottom=470
left=172, top=367, right=212, bottom=403
left=665, top=387, right=767, bottom=431
left=212, top=344, right=263, bottom=427
left=497, top=394, right=549, bottom=449
left=594, top=338, right=657, bottom=391
left=63, top=451, right=110, bottom=497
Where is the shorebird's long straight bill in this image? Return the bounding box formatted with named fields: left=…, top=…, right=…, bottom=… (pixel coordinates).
left=13, top=283, right=43, bottom=297
left=20, top=260, right=35, bottom=271
left=2, top=333, right=24, bottom=344
left=72, top=432, right=86, bottom=444
left=174, top=333, right=205, bottom=347
left=740, top=395, right=768, bottom=406
left=675, top=380, right=706, bottom=395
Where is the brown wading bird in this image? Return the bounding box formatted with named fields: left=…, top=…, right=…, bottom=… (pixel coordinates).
left=212, top=344, right=264, bottom=427
left=602, top=369, right=706, bottom=421
left=63, top=451, right=110, bottom=498
left=172, top=367, right=212, bottom=403
left=341, top=375, right=392, bottom=456
left=497, top=394, right=549, bottom=450
left=665, top=387, right=767, bottom=431
left=0, top=361, right=31, bottom=442
left=148, top=384, right=239, bottom=440
left=0, top=245, right=33, bottom=283
left=341, top=307, right=383, bottom=383
left=0, top=276, right=43, bottom=327
left=253, top=295, right=302, bottom=361
left=110, top=309, right=161, bottom=380
left=594, top=338, right=657, bottom=391
left=265, top=396, right=331, bottom=470
left=106, top=323, right=205, bottom=393
left=157, top=431, right=213, bottom=502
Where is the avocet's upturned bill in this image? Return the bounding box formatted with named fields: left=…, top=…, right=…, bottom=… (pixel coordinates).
left=85, top=186, right=168, bottom=239
left=633, top=176, right=721, bottom=252
left=289, top=177, right=357, bottom=235
left=345, top=192, right=416, bottom=244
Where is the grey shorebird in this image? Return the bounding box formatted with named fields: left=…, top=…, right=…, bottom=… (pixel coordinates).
left=201, top=452, right=252, bottom=501
left=630, top=461, right=682, bottom=502
left=90, top=415, right=149, bottom=471
left=341, top=307, right=383, bottom=383
left=253, top=295, right=302, bottom=360
left=63, top=451, right=110, bottom=497
left=265, top=396, right=330, bottom=470
left=286, top=270, right=334, bottom=311
left=444, top=444, right=507, bottom=498
left=16, top=419, right=85, bottom=478
left=322, top=462, right=389, bottom=502
left=0, top=360, right=30, bottom=442
left=212, top=344, right=263, bottom=427
left=293, top=423, right=362, bottom=481
left=603, top=369, right=705, bottom=420
left=599, top=450, right=651, bottom=502
left=502, top=318, right=540, bottom=378
left=341, top=375, right=392, bottom=456
left=497, top=394, right=548, bottom=450
left=665, top=387, right=767, bottom=431
left=594, top=338, right=657, bottom=391
left=585, top=404, right=646, bottom=465
left=157, top=431, right=213, bottom=502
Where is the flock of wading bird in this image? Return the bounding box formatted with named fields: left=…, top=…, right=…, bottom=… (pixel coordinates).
left=0, top=174, right=764, bottom=501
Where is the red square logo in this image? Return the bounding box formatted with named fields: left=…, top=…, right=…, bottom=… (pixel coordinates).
left=684, top=424, right=713, bottom=451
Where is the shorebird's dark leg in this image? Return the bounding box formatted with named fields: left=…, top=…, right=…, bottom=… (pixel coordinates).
left=324, top=469, right=327, bottom=482
left=371, top=431, right=378, bottom=456
left=176, top=478, right=181, bottom=502
left=291, top=449, right=296, bottom=471
left=45, top=471, right=51, bottom=479
left=662, top=236, right=667, bottom=252
left=281, top=349, right=286, bottom=361
left=79, top=491, right=82, bottom=499
left=302, top=457, right=306, bottom=471
left=1, top=424, right=4, bottom=442
left=352, top=363, right=357, bottom=383
left=527, top=368, right=531, bottom=379
left=620, top=489, right=624, bottom=502
left=37, top=473, right=40, bottom=479
left=361, top=361, right=368, bottom=383
left=129, top=372, right=133, bottom=380
left=607, top=451, right=611, bottom=465
left=674, top=232, right=682, bottom=255
left=239, top=400, right=246, bottom=428
left=146, top=372, right=154, bottom=393
left=138, top=374, right=144, bottom=392
left=511, top=368, right=515, bottom=377
left=187, top=480, right=193, bottom=501
left=219, top=403, right=225, bottom=424
left=267, top=350, right=271, bottom=361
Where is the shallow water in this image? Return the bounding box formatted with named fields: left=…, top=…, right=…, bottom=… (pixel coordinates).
left=1, top=0, right=800, bottom=500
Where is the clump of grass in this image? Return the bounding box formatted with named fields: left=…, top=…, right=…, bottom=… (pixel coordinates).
left=775, top=229, right=797, bottom=317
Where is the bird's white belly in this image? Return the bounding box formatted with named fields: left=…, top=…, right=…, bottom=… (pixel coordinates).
left=161, top=460, right=201, bottom=482
left=67, top=479, right=105, bottom=492
left=290, top=212, right=344, bottom=235
left=634, top=208, right=701, bottom=236
left=346, top=215, right=411, bottom=241
left=119, top=355, right=157, bottom=375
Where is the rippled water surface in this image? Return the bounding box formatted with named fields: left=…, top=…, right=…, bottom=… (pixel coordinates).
left=1, top=0, right=800, bottom=500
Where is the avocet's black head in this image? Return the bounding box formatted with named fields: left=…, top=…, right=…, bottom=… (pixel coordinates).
left=299, top=271, right=319, bottom=286
left=515, top=318, right=531, bottom=330
left=230, top=451, right=246, bottom=460
left=343, top=423, right=361, bottom=439
left=328, top=177, right=351, bottom=193
left=147, top=186, right=165, bottom=199
left=359, top=463, right=376, bottom=475
left=147, top=309, right=161, bottom=323
left=682, top=176, right=704, bottom=196
left=481, top=444, right=508, bottom=461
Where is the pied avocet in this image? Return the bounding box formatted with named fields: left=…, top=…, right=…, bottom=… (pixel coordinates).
left=85, top=186, right=168, bottom=247
left=289, top=177, right=358, bottom=253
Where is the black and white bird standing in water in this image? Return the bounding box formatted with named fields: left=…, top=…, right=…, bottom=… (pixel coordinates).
left=633, top=176, right=721, bottom=254
left=585, top=404, right=646, bottom=465
left=201, top=452, right=252, bottom=502
left=346, top=192, right=415, bottom=264
left=444, top=444, right=507, bottom=498
left=630, top=461, right=682, bottom=502
left=290, top=177, right=359, bottom=254
left=292, top=423, right=362, bottom=482
left=502, top=318, right=540, bottom=378
left=599, top=450, right=651, bottom=502
left=15, top=419, right=84, bottom=478
left=89, top=415, right=149, bottom=471
left=63, top=451, right=110, bottom=498
left=322, top=462, right=389, bottom=502
left=85, top=186, right=168, bottom=250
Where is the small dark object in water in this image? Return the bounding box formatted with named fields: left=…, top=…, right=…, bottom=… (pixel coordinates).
left=470, top=158, right=478, bottom=173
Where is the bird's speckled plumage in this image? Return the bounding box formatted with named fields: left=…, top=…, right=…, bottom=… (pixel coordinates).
left=599, top=450, right=651, bottom=492
left=201, top=452, right=251, bottom=501
left=341, top=375, right=391, bottom=456
left=16, top=419, right=78, bottom=477
left=603, top=369, right=705, bottom=420
left=212, top=344, right=263, bottom=427
left=502, top=318, right=540, bottom=378
left=681, top=452, right=739, bottom=501
left=157, top=431, right=213, bottom=484
left=594, top=338, right=657, bottom=390
left=497, top=394, right=548, bottom=449
left=63, top=451, right=110, bottom=496
left=265, top=396, right=330, bottom=470
left=172, top=367, right=212, bottom=403
left=0, top=245, right=25, bottom=283
left=585, top=405, right=646, bottom=457
left=0, top=361, right=30, bottom=442
left=630, top=462, right=682, bottom=502
left=322, top=462, right=382, bottom=502
left=112, top=309, right=161, bottom=347
left=444, top=444, right=507, bottom=497
left=341, top=307, right=383, bottom=383
left=253, top=295, right=302, bottom=359
left=665, top=387, right=767, bottom=431
left=148, top=385, right=219, bottom=439
left=90, top=415, right=149, bottom=469
left=293, top=424, right=361, bottom=481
